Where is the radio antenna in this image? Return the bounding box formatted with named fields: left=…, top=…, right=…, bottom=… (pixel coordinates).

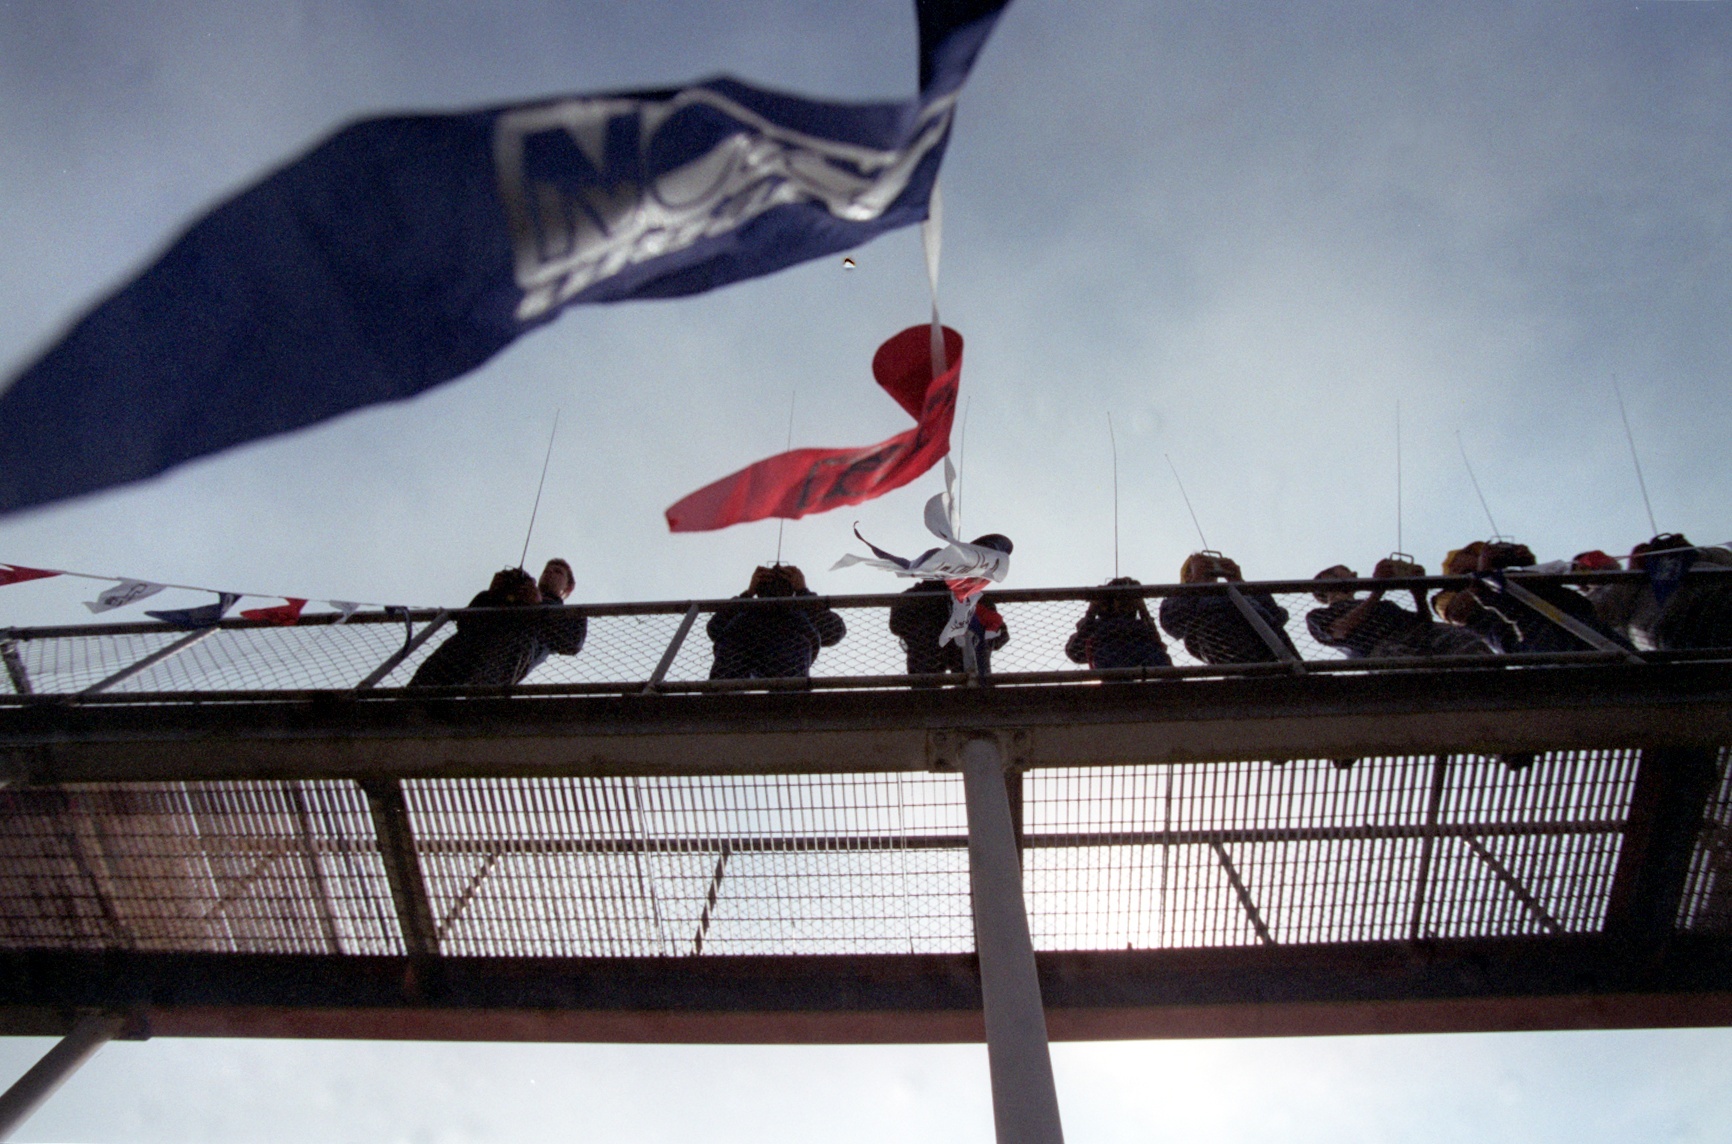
left=518, top=409, right=561, bottom=570
left=1455, top=431, right=1502, bottom=539
left=1395, top=401, right=1404, bottom=555
left=774, top=388, right=797, bottom=565
left=1612, top=373, right=1659, bottom=536
left=1165, top=453, right=1211, bottom=552
left=1108, top=413, right=1121, bottom=578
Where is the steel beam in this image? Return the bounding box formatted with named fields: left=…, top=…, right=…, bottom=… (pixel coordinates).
left=962, top=737, right=1065, bottom=1144
left=1211, top=842, right=1273, bottom=945
left=360, top=779, right=441, bottom=959
left=3, top=938, right=1732, bottom=1044
left=6, top=663, right=1729, bottom=784
left=1408, top=755, right=1451, bottom=941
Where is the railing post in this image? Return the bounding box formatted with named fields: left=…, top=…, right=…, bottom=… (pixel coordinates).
left=356, top=611, right=449, bottom=689
left=80, top=628, right=218, bottom=696
left=1, top=638, right=31, bottom=695
left=961, top=736, right=1065, bottom=1144
left=1498, top=578, right=1644, bottom=664
left=1226, top=584, right=1304, bottom=674
left=643, top=603, right=701, bottom=694
left=0, top=1011, right=126, bottom=1141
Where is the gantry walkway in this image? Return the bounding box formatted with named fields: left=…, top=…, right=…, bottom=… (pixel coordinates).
left=1, top=572, right=1730, bottom=1134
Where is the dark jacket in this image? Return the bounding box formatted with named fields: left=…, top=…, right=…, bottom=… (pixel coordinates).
left=1065, top=611, right=1170, bottom=669
left=888, top=580, right=1008, bottom=675
left=707, top=589, right=845, bottom=680
left=1649, top=549, right=1732, bottom=650
left=409, top=587, right=587, bottom=687
left=1466, top=576, right=1631, bottom=654
left=516, top=589, right=590, bottom=680
left=1158, top=589, right=1296, bottom=664
left=1306, top=598, right=1430, bottom=658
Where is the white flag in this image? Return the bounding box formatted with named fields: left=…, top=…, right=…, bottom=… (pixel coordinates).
left=326, top=600, right=362, bottom=624
left=831, top=460, right=1009, bottom=584
left=84, top=579, right=165, bottom=613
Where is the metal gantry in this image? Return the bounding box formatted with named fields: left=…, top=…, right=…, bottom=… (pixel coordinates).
left=2, top=574, right=1730, bottom=1144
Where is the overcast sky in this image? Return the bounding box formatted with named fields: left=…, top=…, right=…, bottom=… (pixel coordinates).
left=3, top=0, right=1731, bottom=1139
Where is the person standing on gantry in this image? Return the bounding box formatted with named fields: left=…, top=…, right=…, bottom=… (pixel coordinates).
left=1066, top=576, right=1171, bottom=671
left=1158, top=552, right=1298, bottom=664
left=707, top=564, right=846, bottom=680
left=1306, top=558, right=1490, bottom=659
left=888, top=533, right=1014, bottom=682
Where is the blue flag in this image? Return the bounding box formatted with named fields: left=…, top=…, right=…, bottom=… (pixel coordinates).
left=147, top=593, right=241, bottom=630
left=0, top=0, right=1008, bottom=516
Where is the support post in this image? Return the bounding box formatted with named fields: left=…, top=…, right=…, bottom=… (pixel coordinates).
left=961, top=736, right=1065, bottom=1144
left=1605, top=747, right=1723, bottom=948
left=0, top=1012, right=125, bottom=1141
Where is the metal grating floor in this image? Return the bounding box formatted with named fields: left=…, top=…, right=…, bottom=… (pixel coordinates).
left=0, top=749, right=1693, bottom=959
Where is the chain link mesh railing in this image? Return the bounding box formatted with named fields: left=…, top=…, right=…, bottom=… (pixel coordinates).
left=0, top=749, right=1694, bottom=958
left=5, top=571, right=1725, bottom=700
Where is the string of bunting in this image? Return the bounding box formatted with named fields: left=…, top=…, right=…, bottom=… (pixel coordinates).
left=0, top=562, right=420, bottom=628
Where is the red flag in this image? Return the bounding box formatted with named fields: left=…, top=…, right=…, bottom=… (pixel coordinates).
left=665, top=325, right=961, bottom=533
left=0, top=564, right=59, bottom=586
left=241, top=597, right=307, bottom=625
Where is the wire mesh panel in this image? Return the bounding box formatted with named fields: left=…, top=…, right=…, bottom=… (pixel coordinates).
left=403, top=774, right=973, bottom=957
left=0, top=782, right=400, bottom=954
left=107, top=624, right=416, bottom=693
left=14, top=630, right=188, bottom=694
left=3, top=573, right=1716, bottom=696
left=1022, top=750, right=1638, bottom=951
left=1679, top=748, right=1732, bottom=934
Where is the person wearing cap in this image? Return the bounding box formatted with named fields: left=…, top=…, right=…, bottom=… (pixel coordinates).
left=1158, top=552, right=1298, bottom=664
left=1066, top=576, right=1171, bottom=670
left=1436, top=541, right=1629, bottom=655
left=1306, top=559, right=1490, bottom=659
left=888, top=533, right=1013, bottom=680
left=707, top=564, right=846, bottom=680
left=1586, top=535, right=1732, bottom=651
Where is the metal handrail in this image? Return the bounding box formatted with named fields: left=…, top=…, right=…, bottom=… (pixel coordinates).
left=5, top=569, right=1726, bottom=641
